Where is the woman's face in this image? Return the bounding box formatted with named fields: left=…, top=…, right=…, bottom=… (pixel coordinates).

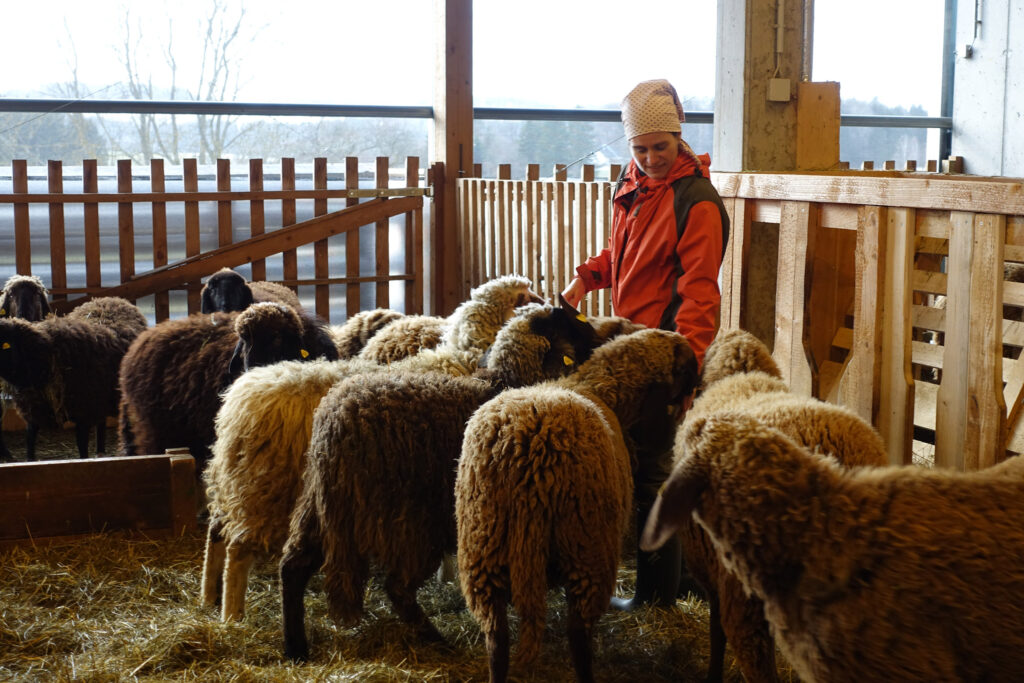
left=630, top=131, right=680, bottom=180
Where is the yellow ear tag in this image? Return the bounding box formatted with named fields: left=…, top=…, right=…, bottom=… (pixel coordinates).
left=0, top=308, right=6, bottom=315
left=562, top=355, right=573, bottom=366
left=2, top=342, right=10, bottom=350
left=576, top=313, right=587, bottom=323
left=300, top=349, right=309, bottom=358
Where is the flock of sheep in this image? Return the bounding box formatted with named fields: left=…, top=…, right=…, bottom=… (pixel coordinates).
left=2, top=270, right=1024, bottom=683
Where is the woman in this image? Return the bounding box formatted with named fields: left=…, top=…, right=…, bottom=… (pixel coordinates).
left=562, top=78, right=729, bottom=610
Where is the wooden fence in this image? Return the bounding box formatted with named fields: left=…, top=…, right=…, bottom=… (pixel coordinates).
left=0, top=156, right=430, bottom=323
left=457, top=165, right=1024, bottom=471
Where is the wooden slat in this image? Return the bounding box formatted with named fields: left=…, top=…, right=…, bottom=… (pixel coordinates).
left=249, top=159, right=266, bottom=282
left=82, top=160, right=100, bottom=289
left=406, top=157, right=423, bottom=315
left=544, top=182, right=555, bottom=303
left=151, top=159, right=169, bottom=321
left=579, top=182, right=591, bottom=315
left=911, top=339, right=944, bottom=369
left=965, top=213, right=1006, bottom=469
left=773, top=201, right=815, bottom=395
left=935, top=211, right=973, bottom=470
left=182, top=159, right=201, bottom=313
left=314, top=157, right=330, bottom=319
left=496, top=179, right=507, bottom=275
left=878, top=207, right=915, bottom=465
left=0, top=454, right=196, bottom=545
left=554, top=182, right=567, bottom=304
left=281, top=158, right=298, bottom=299
left=840, top=206, right=885, bottom=428
left=217, top=159, right=232, bottom=247
left=486, top=180, right=496, bottom=278
left=117, top=160, right=135, bottom=295
left=12, top=160, right=30, bottom=274
left=47, top=161, right=67, bottom=305
left=564, top=184, right=575, bottom=300
left=513, top=180, right=525, bottom=280
left=598, top=180, right=612, bottom=316
left=345, top=157, right=360, bottom=318
left=375, top=157, right=390, bottom=309
left=526, top=165, right=540, bottom=291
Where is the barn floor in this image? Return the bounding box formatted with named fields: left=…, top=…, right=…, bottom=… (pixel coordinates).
left=1, top=427, right=798, bottom=682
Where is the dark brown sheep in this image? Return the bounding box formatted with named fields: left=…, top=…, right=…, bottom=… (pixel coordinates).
left=1, top=274, right=50, bottom=322
left=118, top=302, right=336, bottom=470
left=200, top=268, right=303, bottom=314
left=0, top=297, right=147, bottom=461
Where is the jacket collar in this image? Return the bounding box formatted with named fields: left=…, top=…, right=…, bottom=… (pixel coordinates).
left=618, top=151, right=711, bottom=201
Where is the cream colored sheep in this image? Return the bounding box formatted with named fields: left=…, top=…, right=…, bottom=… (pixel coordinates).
left=329, top=308, right=404, bottom=358
left=644, top=412, right=1024, bottom=683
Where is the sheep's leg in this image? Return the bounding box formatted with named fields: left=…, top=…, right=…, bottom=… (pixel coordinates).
left=485, top=594, right=510, bottom=683
left=384, top=572, right=446, bottom=644
left=222, top=540, right=257, bottom=621
left=565, top=593, right=595, bottom=683
left=117, top=399, right=136, bottom=457
left=201, top=518, right=226, bottom=609
left=0, top=431, right=10, bottom=462
left=25, top=423, right=38, bottom=462
left=280, top=534, right=323, bottom=661
left=436, top=552, right=459, bottom=583
left=706, top=592, right=725, bottom=683
left=95, top=420, right=106, bottom=457
left=74, top=422, right=91, bottom=459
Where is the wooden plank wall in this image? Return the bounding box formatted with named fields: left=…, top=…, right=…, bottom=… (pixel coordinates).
left=0, top=157, right=426, bottom=323
left=458, top=167, right=1024, bottom=470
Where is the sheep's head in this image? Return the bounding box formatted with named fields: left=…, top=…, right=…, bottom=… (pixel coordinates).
left=1, top=275, right=50, bottom=322
left=479, top=296, right=603, bottom=388
left=469, top=274, right=544, bottom=320
left=626, top=332, right=699, bottom=455
left=228, top=302, right=306, bottom=375
left=699, top=328, right=780, bottom=389
left=201, top=268, right=254, bottom=314
left=0, top=317, right=53, bottom=387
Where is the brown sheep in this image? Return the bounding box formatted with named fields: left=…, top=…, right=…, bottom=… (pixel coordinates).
left=643, top=412, right=1024, bottom=683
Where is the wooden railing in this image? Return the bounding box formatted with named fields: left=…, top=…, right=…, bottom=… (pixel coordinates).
left=0, top=156, right=430, bottom=323
left=458, top=165, right=1024, bottom=471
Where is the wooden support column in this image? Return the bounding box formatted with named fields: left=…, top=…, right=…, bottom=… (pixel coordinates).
left=719, top=197, right=751, bottom=330
left=433, top=0, right=472, bottom=314
left=839, top=206, right=886, bottom=429
left=878, top=208, right=916, bottom=465
left=796, top=81, right=841, bottom=171
left=773, top=201, right=816, bottom=395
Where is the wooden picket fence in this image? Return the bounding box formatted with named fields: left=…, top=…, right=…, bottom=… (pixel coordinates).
left=0, top=156, right=430, bottom=323
left=457, top=165, right=1024, bottom=471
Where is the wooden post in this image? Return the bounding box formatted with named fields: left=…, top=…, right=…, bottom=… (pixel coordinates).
left=151, top=159, right=169, bottom=321
left=47, top=161, right=67, bottom=306
left=375, top=157, right=391, bottom=309
left=117, top=160, right=135, bottom=295
left=773, top=201, right=816, bottom=395
left=314, top=157, right=330, bottom=319
left=719, top=197, right=750, bottom=330
left=795, top=81, right=840, bottom=171
left=433, top=0, right=472, bottom=313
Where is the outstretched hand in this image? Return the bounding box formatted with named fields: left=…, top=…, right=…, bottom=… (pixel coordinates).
left=560, top=277, right=585, bottom=309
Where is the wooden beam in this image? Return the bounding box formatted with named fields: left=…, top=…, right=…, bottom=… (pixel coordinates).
left=434, top=0, right=472, bottom=313
left=48, top=197, right=420, bottom=314
left=796, top=82, right=840, bottom=171
left=773, top=201, right=816, bottom=395
left=0, top=453, right=196, bottom=547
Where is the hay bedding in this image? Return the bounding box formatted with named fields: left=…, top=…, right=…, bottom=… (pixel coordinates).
left=1, top=428, right=794, bottom=682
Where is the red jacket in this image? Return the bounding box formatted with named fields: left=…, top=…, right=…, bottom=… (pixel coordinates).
left=575, top=152, right=729, bottom=365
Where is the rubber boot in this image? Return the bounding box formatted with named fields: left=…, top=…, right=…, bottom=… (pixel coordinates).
left=610, top=534, right=682, bottom=611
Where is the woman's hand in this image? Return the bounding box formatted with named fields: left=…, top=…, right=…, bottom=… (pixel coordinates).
left=560, top=277, right=585, bottom=309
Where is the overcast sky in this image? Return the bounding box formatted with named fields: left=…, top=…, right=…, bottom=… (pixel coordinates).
left=2, top=0, right=944, bottom=113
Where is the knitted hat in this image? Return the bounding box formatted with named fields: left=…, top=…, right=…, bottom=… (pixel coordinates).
left=620, top=79, right=686, bottom=140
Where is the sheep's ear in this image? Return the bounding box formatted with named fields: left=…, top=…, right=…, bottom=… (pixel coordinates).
left=38, top=295, right=50, bottom=318
left=640, top=457, right=708, bottom=552
left=674, top=338, right=700, bottom=397
left=227, top=338, right=247, bottom=376
left=200, top=287, right=216, bottom=314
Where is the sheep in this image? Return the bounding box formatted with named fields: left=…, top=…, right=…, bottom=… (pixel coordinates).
left=276, top=301, right=605, bottom=661
left=667, top=328, right=888, bottom=683
left=0, top=297, right=147, bottom=461
left=200, top=267, right=303, bottom=314
left=642, top=411, right=1024, bottom=683
left=455, top=329, right=700, bottom=683
left=0, top=274, right=51, bottom=461
left=117, top=301, right=336, bottom=470
left=329, top=308, right=404, bottom=358
left=1, top=274, right=50, bottom=322
left=358, top=274, right=543, bottom=364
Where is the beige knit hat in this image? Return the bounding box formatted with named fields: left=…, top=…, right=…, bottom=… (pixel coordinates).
left=620, top=79, right=686, bottom=140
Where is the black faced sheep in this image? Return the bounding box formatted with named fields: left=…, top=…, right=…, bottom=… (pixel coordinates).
left=0, top=297, right=147, bottom=461
left=0, top=274, right=51, bottom=461
left=357, top=274, right=543, bottom=364
left=670, top=328, right=888, bottom=683
left=200, top=267, right=303, bottom=313
left=329, top=308, right=405, bottom=358
left=643, top=411, right=1024, bottom=683
left=455, top=329, right=699, bottom=683
left=275, top=301, right=604, bottom=661
left=117, top=302, right=335, bottom=470
left=1, top=274, right=50, bottom=322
